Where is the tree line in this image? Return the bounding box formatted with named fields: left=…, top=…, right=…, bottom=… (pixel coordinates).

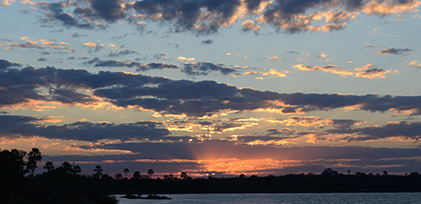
left=2, top=148, right=421, bottom=203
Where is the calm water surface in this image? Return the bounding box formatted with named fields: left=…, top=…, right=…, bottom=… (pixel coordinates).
left=114, top=193, right=421, bottom=204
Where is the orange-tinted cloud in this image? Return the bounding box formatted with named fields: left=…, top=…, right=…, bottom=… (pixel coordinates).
left=260, top=69, right=290, bottom=78
left=294, top=64, right=353, bottom=77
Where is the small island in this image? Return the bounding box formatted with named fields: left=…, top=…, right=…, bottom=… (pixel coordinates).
left=123, top=194, right=171, bottom=199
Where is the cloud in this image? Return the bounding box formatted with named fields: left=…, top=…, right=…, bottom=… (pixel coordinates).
left=328, top=119, right=365, bottom=129
left=355, top=67, right=393, bottom=79
left=181, top=62, right=238, bottom=76
left=241, top=20, right=261, bottom=32
left=177, top=56, right=196, bottom=62
left=286, top=51, right=299, bottom=54
left=108, top=49, right=140, bottom=57
left=326, top=121, right=421, bottom=142
left=0, top=59, right=20, bottom=70
left=354, top=64, right=397, bottom=79
left=267, top=56, right=285, bottom=61
left=260, top=69, right=290, bottom=78
left=201, top=39, right=214, bottom=45
left=37, top=58, right=47, bottom=62
left=294, top=64, right=353, bottom=77
left=268, top=116, right=325, bottom=127
left=74, top=0, right=128, bottom=23
left=39, top=2, right=94, bottom=29
left=84, top=58, right=179, bottom=71
left=2, top=61, right=421, bottom=117
left=7, top=40, right=41, bottom=48
left=131, top=0, right=244, bottom=35
left=409, top=60, right=421, bottom=68
left=153, top=53, right=167, bottom=60
left=33, top=0, right=421, bottom=35
left=72, top=32, right=86, bottom=38
left=378, top=48, right=412, bottom=55
left=362, top=0, right=421, bottom=15
left=1, top=0, right=14, bottom=6
left=317, top=52, right=328, bottom=58
left=0, top=115, right=170, bottom=141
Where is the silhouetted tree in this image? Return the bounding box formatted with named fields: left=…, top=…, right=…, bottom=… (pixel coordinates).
left=26, top=148, right=42, bottom=177
left=94, top=165, right=103, bottom=178
left=44, top=161, right=55, bottom=172
left=61, top=161, right=74, bottom=174
left=147, top=169, right=154, bottom=178
left=114, top=173, right=123, bottom=179
left=73, top=165, right=81, bottom=174
left=239, top=174, right=245, bottom=179
left=383, top=171, right=388, bottom=176
left=168, top=174, right=174, bottom=180
left=321, top=168, right=338, bottom=176
left=43, top=161, right=80, bottom=202
left=133, top=171, right=141, bottom=179
left=0, top=149, right=27, bottom=197
left=123, top=168, right=130, bottom=178
left=181, top=172, right=188, bottom=179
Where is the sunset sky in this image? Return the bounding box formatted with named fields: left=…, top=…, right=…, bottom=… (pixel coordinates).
left=1, top=0, right=421, bottom=178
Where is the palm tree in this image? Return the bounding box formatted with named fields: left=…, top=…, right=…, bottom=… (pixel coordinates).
left=94, top=165, right=103, bottom=178
left=147, top=169, right=154, bottom=178
left=123, top=168, right=130, bottom=178
left=73, top=165, right=81, bottom=174
left=181, top=172, right=187, bottom=179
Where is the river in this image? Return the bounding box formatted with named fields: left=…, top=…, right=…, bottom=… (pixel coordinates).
left=113, top=192, right=421, bottom=204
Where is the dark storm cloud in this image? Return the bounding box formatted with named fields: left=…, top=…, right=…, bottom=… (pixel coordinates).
left=2, top=59, right=421, bottom=117
left=131, top=0, right=242, bottom=35
left=378, top=48, right=412, bottom=55
left=84, top=58, right=179, bottom=71
left=201, top=39, right=214, bottom=44
left=0, top=59, right=20, bottom=70
left=35, top=0, right=418, bottom=34
left=0, top=65, right=169, bottom=107
left=108, top=49, right=140, bottom=57
left=50, top=88, right=94, bottom=104
left=80, top=0, right=127, bottom=23
left=182, top=62, right=238, bottom=76
left=326, top=121, right=421, bottom=142
left=0, top=115, right=170, bottom=141
left=39, top=2, right=94, bottom=29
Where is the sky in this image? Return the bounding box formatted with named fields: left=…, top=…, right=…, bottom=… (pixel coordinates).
left=1, top=0, right=421, bottom=178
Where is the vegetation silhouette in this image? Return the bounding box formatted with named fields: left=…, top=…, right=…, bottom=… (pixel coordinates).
left=123, top=168, right=129, bottom=178
left=147, top=168, right=154, bottom=178
left=2, top=147, right=421, bottom=204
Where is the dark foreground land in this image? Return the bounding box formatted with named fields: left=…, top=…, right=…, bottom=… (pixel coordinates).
left=3, top=171, right=421, bottom=204
left=2, top=148, right=421, bottom=204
